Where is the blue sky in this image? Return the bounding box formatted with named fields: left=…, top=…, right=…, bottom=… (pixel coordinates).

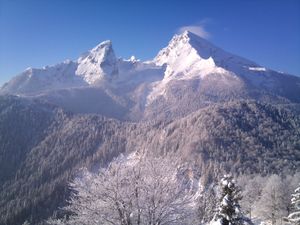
left=0, top=0, right=300, bottom=85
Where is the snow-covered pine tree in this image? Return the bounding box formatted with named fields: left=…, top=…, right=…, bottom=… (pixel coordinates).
left=287, top=184, right=300, bottom=225
left=212, top=174, right=252, bottom=225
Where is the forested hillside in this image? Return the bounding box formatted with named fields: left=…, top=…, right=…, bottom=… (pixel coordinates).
left=0, top=96, right=138, bottom=224
left=0, top=96, right=299, bottom=224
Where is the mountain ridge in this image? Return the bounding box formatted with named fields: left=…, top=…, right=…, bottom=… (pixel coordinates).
left=1, top=31, right=300, bottom=110
left=0, top=32, right=300, bottom=224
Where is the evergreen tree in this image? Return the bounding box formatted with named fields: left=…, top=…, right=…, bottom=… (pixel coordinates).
left=212, top=174, right=252, bottom=225
left=287, top=184, right=300, bottom=225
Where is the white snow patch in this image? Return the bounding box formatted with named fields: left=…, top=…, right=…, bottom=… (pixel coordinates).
left=248, top=67, right=267, bottom=72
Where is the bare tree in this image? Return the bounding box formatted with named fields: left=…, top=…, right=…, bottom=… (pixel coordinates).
left=253, top=175, right=286, bottom=225
left=49, top=153, right=194, bottom=225
left=239, top=175, right=265, bottom=219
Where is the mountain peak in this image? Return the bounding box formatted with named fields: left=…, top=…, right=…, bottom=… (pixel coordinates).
left=90, top=40, right=112, bottom=53
left=76, top=40, right=118, bottom=84
left=154, top=31, right=215, bottom=67
left=153, top=31, right=220, bottom=81
left=155, top=30, right=258, bottom=77
left=178, top=30, right=205, bottom=41
left=155, top=31, right=222, bottom=64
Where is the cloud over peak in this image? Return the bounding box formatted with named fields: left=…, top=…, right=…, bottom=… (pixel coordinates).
left=177, top=19, right=212, bottom=39
left=178, top=25, right=210, bottom=39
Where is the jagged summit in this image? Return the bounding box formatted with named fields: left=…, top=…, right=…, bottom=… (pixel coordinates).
left=154, top=30, right=219, bottom=65
left=155, top=30, right=258, bottom=75
left=76, top=40, right=118, bottom=84
left=91, top=40, right=112, bottom=51
left=154, top=31, right=224, bottom=80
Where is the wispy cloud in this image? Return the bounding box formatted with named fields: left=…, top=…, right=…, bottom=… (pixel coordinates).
left=177, top=19, right=212, bottom=39
left=178, top=25, right=210, bottom=39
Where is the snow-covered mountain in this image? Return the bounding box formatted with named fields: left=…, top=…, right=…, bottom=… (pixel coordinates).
left=0, top=39, right=163, bottom=95
left=1, top=31, right=300, bottom=120
left=1, top=31, right=300, bottom=225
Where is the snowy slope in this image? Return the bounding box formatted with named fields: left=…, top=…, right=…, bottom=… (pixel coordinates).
left=153, top=30, right=267, bottom=80
left=0, top=40, right=164, bottom=96
left=0, top=60, right=86, bottom=95
left=147, top=31, right=244, bottom=104
left=154, top=31, right=255, bottom=78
